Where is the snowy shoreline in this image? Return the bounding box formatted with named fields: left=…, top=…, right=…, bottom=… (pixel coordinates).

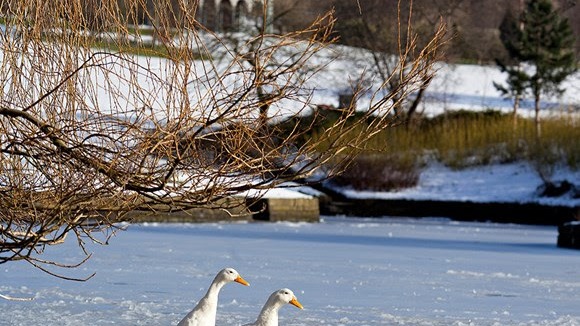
left=331, top=162, right=579, bottom=207
left=313, top=162, right=580, bottom=225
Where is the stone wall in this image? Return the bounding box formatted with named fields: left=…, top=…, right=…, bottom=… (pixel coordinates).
left=126, top=196, right=320, bottom=223
left=322, top=198, right=579, bottom=226
left=250, top=197, right=320, bottom=223
left=126, top=197, right=252, bottom=223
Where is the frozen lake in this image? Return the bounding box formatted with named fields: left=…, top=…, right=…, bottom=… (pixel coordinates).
left=2, top=217, right=580, bottom=325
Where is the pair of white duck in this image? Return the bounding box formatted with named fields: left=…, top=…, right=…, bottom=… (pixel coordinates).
left=177, top=268, right=303, bottom=326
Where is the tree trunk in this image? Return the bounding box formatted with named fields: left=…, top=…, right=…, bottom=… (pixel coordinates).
left=534, top=94, right=541, bottom=138
left=512, top=93, right=520, bottom=132
left=406, top=75, right=433, bottom=128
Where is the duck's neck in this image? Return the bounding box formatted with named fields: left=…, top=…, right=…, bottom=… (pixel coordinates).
left=255, top=298, right=283, bottom=326
left=203, top=277, right=226, bottom=304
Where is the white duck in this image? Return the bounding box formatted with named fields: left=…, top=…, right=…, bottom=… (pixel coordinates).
left=177, top=267, right=250, bottom=326
left=242, top=288, right=303, bottom=326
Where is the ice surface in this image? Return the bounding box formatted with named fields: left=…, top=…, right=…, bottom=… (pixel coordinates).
left=2, top=217, right=579, bottom=325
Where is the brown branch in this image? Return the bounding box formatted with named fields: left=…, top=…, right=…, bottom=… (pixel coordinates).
left=0, top=0, right=447, bottom=280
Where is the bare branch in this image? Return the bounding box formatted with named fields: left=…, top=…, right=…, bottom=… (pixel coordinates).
left=0, top=0, right=447, bottom=279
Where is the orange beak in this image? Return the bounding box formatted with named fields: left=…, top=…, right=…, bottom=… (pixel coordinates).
left=235, top=275, right=250, bottom=286
left=289, top=296, right=303, bottom=309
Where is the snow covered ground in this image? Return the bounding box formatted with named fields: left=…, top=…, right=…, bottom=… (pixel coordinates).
left=336, top=162, right=580, bottom=207
left=2, top=217, right=580, bottom=326
left=307, top=46, right=580, bottom=118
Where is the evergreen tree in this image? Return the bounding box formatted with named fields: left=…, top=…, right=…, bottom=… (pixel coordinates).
left=494, top=9, right=527, bottom=128
left=495, top=0, right=577, bottom=136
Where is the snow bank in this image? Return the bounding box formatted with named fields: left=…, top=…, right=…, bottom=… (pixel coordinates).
left=336, top=162, right=580, bottom=207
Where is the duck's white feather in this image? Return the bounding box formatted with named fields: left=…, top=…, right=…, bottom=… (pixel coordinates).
left=243, top=288, right=303, bottom=326
left=177, top=268, right=249, bottom=326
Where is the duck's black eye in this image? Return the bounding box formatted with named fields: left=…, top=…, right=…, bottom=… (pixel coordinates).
left=284, top=291, right=289, bottom=295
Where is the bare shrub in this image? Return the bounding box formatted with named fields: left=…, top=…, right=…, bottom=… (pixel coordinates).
left=331, top=154, right=421, bottom=191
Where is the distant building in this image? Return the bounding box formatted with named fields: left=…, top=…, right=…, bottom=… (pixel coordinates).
left=0, top=0, right=266, bottom=33
left=198, top=0, right=261, bottom=32
left=125, top=0, right=264, bottom=32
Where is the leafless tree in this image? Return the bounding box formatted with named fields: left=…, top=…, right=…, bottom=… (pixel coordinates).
left=0, top=0, right=446, bottom=281
left=334, top=0, right=451, bottom=126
